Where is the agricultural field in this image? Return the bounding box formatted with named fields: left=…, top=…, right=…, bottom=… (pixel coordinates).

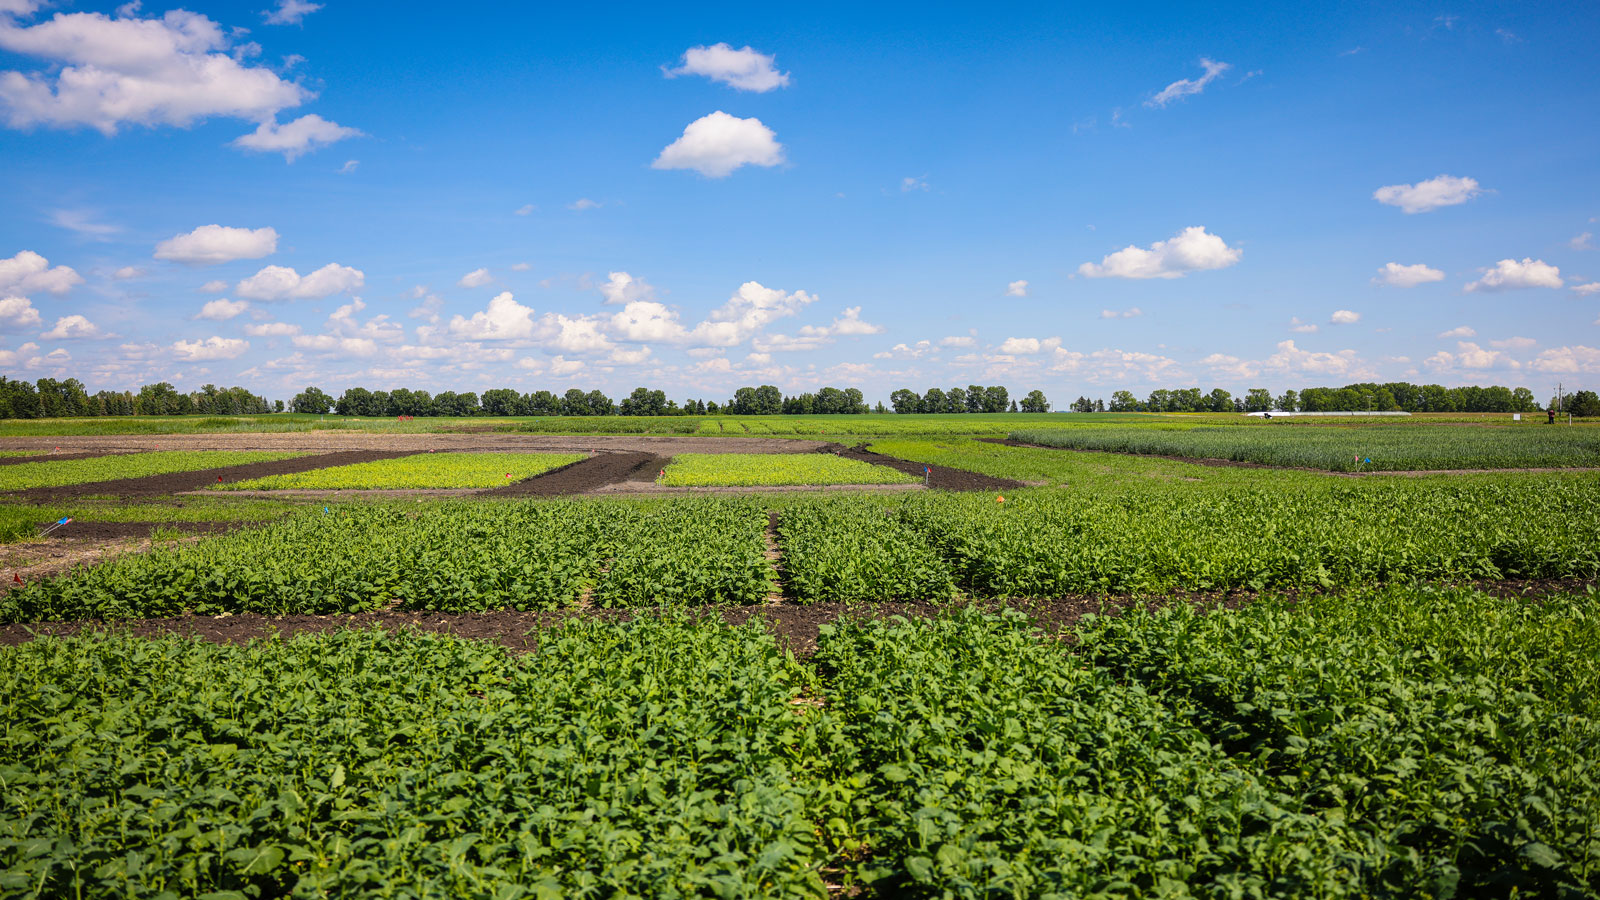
left=1, top=421, right=1598, bottom=896
left=659, top=452, right=918, bottom=487
left=1010, top=422, right=1600, bottom=471
left=0, top=451, right=304, bottom=491
left=216, top=451, right=586, bottom=490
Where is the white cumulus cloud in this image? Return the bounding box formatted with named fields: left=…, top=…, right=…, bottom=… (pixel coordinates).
left=652, top=111, right=784, bottom=178
left=1464, top=258, right=1562, bottom=292
left=194, top=298, right=248, bottom=320
left=447, top=291, right=537, bottom=341
left=154, top=224, right=277, bottom=265
left=1438, top=326, right=1476, bottom=338
left=199, top=279, right=228, bottom=293
left=0, top=250, right=81, bottom=295
left=998, top=336, right=1062, bottom=354
left=1100, top=307, right=1143, bottom=319
left=1005, top=280, right=1028, bottom=297
left=0, top=8, right=310, bottom=134
left=262, top=0, right=321, bottom=26
left=1490, top=336, right=1536, bottom=350
left=0, top=295, right=42, bottom=330
left=1530, top=346, right=1600, bottom=374
left=664, top=43, right=790, bottom=92
left=231, top=113, right=360, bottom=161
left=172, top=335, right=247, bottom=361
left=1373, top=175, right=1483, bottom=214
left=235, top=263, right=363, bottom=300
left=40, top=314, right=103, bottom=339
left=1077, top=226, right=1241, bottom=279
left=1570, top=282, right=1600, bottom=296
left=691, top=280, right=816, bottom=346
left=599, top=271, right=654, bottom=305
left=457, top=268, right=492, bottom=288
left=1425, top=341, right=1521, bottom=372
left=1374, top=262, right=1445, bottom=287
left=1329, top=309, right=1361, bottom=324
left=242, top=321, right=300, bottom=337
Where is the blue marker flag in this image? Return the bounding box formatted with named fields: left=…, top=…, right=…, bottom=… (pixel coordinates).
left=56, top=516, right=70, bottom=525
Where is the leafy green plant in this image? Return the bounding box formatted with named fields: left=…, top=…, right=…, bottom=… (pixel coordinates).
left=660, top=453, right=917, bottom=487
left=219, top=451, right=585, bottom=490
left=777, top=500, right=955, bottom=603
left=0, top=451, right=304, bottom=490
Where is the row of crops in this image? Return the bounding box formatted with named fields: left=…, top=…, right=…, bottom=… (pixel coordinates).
left=217, top=451, right=586, bottom=490
left=660, top=453, right=916, bottom=487
left=1010, top=424, right=1600, bottom=471
left=3, top=586, right=1595, bottom=896
left=0, top=451, right=304, bottom=491
left=5, top=476, right=1599, bottom=621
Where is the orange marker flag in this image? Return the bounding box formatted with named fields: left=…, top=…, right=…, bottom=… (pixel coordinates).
left=996, top=495, right=1005, bottom=503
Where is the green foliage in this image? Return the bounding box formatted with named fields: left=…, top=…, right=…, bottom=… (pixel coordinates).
left=597, top=499, right=774, bottom=605
left=895, top=482, right=1600, bottom=595
left=777, top=501, right=955, bottom=603
left=1074, top=586, right=1600, bottom=896
left=814, top=608, right=1359, bottom=896
left=219, top=451, right=585, bottom=490
left=660, top=453, right=916, bottom=487
left=0, top=451, right=304, bottom=490
left=1011, top=423, right=1600, bottom=471
left=0, top=619, right=838, bottom=898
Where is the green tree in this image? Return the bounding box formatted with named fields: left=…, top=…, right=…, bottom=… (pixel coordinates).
left=1020, top=390, right=1050, bottom=413
left=290, top=386, right=333, bottom=414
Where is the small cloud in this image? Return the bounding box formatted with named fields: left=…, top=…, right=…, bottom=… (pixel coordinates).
left=663, top=43, right=790, bottom=92
left=1289, top=317, right=1318, bottom=333
left=1373, top=174, right=1484, bottom=214
left=1339, top=46, right=1364, bottom=57
left=1495, top=28, right=1521, bottom=43
left=515, top=204, right=536, bottom=215
left=1146, top=57, right=1231, bottom=108
left=510, top=262, right=531, bottom=272
left=112, top=266, right=143, bottom=280
left=1374, top=261, right=1445, bottom=287
left=651, top=111, right=784, bottom=178
left=458, top=268, right=493, bottom=288
left=1078, top=226, right=1241, bottom=279
left=338, top=159, right=359, bottom=174
left=243, top=322, right=300, bottom=337
left=172, top=336, right=249, bottom=361
left=568, top=198, right=601, bottom=211
left=232, top=114, right=362, bottom=162
left=1005, top=280, right=1028, bottom=297
left=199, top=280, right=229, bottom=293
left=1329, top=309, right=1361, bottom=325
left=263, top=0, right=321, bottom=25
left=1438, top=326, right=1477, bottom=338
left=155, top=225, right=278, bottom=265
left=1099, top=307, right=1143, bottom=319
left=901, top=175, right=930, bottom=192
left=195, top=298, right=249, bottom=321
left=1490, top=336, right=1536, bottom=349
left=41, top=314, right=105, bottom=340
left=50, top=209, right=121, bottom=239
left=1570, top=232, right=1595, bottom=251
left=1465, top=258, right=1562, bottom=292
left=1571, top=282, right=1600, bottom=296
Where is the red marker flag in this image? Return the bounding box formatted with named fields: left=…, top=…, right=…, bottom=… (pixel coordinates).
left=218, top=475, right=224, bottom=483
left=12, top=573, right=21, bottom=584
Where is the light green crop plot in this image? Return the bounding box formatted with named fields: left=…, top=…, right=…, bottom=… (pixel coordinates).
left=659, top=452, right=917, bottom=486
left=0, top=451, right=304, bottom=491
left=218, top=451, right=585, bottom=490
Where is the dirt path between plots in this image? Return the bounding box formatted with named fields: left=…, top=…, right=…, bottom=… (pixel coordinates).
left=829, top=444, right=1024, bottom=491
left=6, top=450, right=419, bottom=501
left=984, top=438, right=1600, bottom=477
left=482, top=451, right=666, bottom=496
left=5, top=576, right=1591, bottom=654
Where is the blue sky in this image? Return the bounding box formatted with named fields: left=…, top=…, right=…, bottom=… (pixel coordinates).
left=1, top=0, right=1597, bottom=405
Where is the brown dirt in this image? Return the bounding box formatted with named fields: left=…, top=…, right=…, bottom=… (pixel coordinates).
left=830, top=444, right=1024, bottom=491
left=481, top=451, right=662, bottom=496
left=7, top=450, right=418, bottom=501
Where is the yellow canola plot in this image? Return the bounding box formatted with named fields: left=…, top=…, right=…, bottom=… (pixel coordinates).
left=660, top=453, right=917, bottom=487
left=219, top=452, right=586, bottom=490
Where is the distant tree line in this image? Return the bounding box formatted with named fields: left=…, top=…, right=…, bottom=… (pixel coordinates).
left=0, top=377, right=277, bottom=418
left=299, top=384, right=898, bottom=417
left=1100, top=382, right=1547, bottom=414
left=888, top=385, right=1051, bottom=414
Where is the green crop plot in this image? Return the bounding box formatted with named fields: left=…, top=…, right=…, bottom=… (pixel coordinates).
left=218, top=451, right=585, bottom=490
left=0, top=451, right=304, bottom=491
left=1011, top=423, right=1600, bottom=471
left=660, top=452, right=917, bottom=486
left=777, top=499, right=955, bottom=603
left=0, top=618, right=841, bottom=898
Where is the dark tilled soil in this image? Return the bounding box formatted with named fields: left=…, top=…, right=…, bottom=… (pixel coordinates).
left=35, top=520, right=257, bottom=541
left=482, top=451, right=664, bottom=496
left=7, top=450, right=419, bottom=501
left=0, top=451, right=128, bottom=467
left=827, top=444, right=1024, bottom=491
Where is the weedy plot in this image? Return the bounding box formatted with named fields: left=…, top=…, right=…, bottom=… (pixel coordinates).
left=660, top=453, right=917, bottom=487
left=777, top=500, right=955, bottom=603
left=1010, top=424, right=1600, bottom=471
left=0, top=618, right=841, bottom=898
left=0, top=451, right=304, bottom=491
left=216, top=451, right=585, bottom=490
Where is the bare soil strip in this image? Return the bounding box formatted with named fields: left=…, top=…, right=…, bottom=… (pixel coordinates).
left=830, top=444, right=1024, bottom=491
left=6, top=450, right=419, bottom=501
left=481, top=451, right=661, bottom=496
left=986, top=438, right=1600, bottom=477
